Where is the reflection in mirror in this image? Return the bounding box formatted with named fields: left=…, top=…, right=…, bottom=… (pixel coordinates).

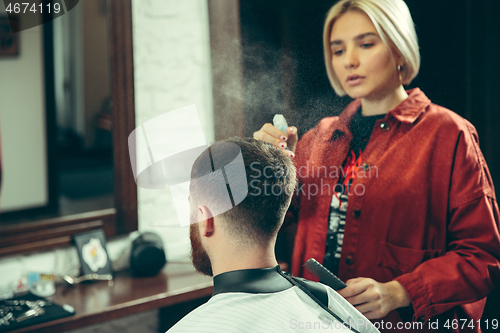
left=0, top=0, right=114, bottom=225
left=0, top=4, right=48, bottom=215
left=53, top=0, right=114, bottom=216
left=0, top=0, right=136, bottom=258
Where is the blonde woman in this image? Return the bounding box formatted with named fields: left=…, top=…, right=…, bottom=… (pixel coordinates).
left=254, top=0, right=500, bottom=331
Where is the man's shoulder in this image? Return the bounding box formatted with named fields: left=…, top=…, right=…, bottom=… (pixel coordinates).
left=166, top=292, right=277, bottom=332
left=165, top=291, right=294, bottom=333
left=166, top=301, right=207, bottom=333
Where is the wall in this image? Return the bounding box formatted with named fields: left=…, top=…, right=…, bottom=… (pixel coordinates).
left=132, top=0, right=214, bottom=260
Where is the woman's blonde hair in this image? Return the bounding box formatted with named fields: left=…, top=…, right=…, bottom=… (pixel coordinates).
left=323, top=0, right=420, bottom=96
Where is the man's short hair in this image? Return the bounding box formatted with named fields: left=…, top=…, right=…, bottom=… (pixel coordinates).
left=190, top=137, right=297, bottom=243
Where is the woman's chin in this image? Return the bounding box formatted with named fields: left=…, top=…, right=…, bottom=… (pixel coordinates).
left=344, top=90, right=366, bottom=100
left=341, top=85, right=368, bottom=100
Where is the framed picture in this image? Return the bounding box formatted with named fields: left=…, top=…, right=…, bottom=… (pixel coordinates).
left=0, top=15, right=19, bottom=57
left=73, top=229, right=113, bottom=276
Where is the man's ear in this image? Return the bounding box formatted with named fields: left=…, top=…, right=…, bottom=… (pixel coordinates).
left=198, top=205, right=215, bottom=237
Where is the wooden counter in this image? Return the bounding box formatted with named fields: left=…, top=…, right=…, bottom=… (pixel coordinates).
left=10, top=262, right=213, bottom=333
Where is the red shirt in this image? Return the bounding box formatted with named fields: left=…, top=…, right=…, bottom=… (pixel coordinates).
left=287, top=88, right=500, bottom=331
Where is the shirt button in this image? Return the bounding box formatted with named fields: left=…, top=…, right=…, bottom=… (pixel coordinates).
left=362, top=162, right=370, bottom=170
left=352, top=208, right=361, bottom=218
left=379, top=122, right=390, bottom=131
left=345, top=255, right=354, bottom=265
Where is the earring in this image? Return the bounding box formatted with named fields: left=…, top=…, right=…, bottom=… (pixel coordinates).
left=398, top=64, right=404, bottom=82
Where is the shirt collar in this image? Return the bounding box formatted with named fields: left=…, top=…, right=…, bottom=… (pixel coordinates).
left=322, top=88, right=431, bottom=142
left=388, top=88, right=431, bottom=123
left=212, top=266, right=293, bottom=296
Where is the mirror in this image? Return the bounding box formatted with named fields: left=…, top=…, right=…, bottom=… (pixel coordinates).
left=0, top=0, right=137, bottom=257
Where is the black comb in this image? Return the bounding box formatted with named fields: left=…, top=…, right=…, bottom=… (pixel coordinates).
left=304, top=258, right=347, bottom=290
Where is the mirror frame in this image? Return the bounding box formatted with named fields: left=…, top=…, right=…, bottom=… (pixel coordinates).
left=0, top=0, right=137, bottom=257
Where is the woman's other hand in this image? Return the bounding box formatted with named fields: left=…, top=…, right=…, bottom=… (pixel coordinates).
left=337, top=278, right=411, bottom=319
left=253, top=123, right=298, bottom=158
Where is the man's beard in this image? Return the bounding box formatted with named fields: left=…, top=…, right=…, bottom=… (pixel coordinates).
left=189, top=223, right=213, bottom=276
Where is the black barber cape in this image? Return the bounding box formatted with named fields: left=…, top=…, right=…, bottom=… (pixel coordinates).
left=167, top=266, right=379, bottom=333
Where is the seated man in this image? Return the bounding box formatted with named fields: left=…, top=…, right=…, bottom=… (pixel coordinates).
left=168, top=137, right=378, bottom=333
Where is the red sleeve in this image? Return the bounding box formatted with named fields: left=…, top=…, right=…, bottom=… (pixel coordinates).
left=278, top=123, right=318, bottom=267
left=277, top=133, right=307, bottom=266
left=395, top=123, right=500, bottom=320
